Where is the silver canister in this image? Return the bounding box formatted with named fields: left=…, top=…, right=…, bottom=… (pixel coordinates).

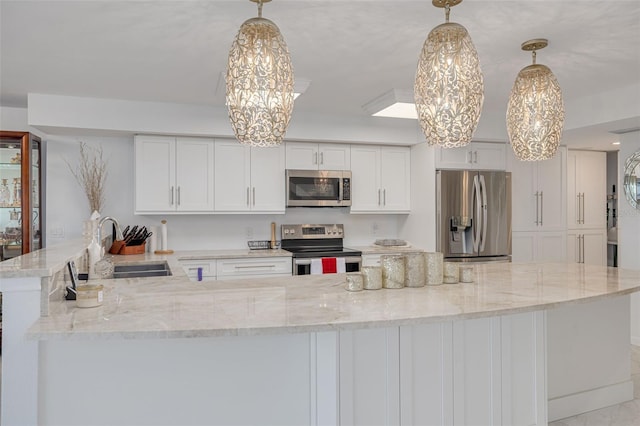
left=345, top=273, right=364, bottom=292
left=425, top=252, right=443, bottom=285
left=361, top=266, right=383, bottom=290
left=443, top=262, right=459, bottom=284
left=404, top=252, right=426, bottom=287
left=459, top=265, right=474, bottom=283
left=381, top=255, right=405, bottom=289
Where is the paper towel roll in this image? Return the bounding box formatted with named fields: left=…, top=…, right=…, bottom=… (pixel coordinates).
left=161, top=220, right=168, bottom=251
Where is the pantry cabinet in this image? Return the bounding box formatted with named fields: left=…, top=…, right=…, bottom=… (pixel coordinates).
left=567, top=151, right=606, bottom=230
left=350, top=145, right=410, bottom=213
left=214, top=140, right=285, bottom=213
left=512, top=231, right=567, bottom=263
left=509, top=147, right=566, bottom=232
left=567, top=229, right=606, bottom=266
left=134, top=135, right=214, bottom=214
left=285, top=142, right=351, bottom=170
left=435, top=142, right=506, bottom=171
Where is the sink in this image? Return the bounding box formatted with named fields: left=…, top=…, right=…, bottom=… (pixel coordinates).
left=112, top=261, right=172, bottom=279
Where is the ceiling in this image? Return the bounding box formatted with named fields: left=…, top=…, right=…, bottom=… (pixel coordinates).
left=1, top=0, right=639, bottom=151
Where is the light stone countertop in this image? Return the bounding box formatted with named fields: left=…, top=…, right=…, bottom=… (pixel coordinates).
left=27, top=261, right=640, bottom=340
left=354, top=245, right=425, bottom=255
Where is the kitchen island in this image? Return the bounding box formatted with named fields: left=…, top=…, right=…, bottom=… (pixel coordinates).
left=1, top=241, right=640, bottom=425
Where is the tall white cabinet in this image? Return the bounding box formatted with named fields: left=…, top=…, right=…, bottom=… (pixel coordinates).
left=214, top=140, right=285, bottom=213
left=508, top=147, right=567, bottom=262
left=134, top=135, right=215, bottom=214
left=567, top=150, right=606, bottom=265
left=350, top=145, right=410, bottom=213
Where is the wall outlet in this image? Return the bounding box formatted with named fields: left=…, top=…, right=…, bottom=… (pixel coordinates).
left=372, top=222, right=379, bottom=235
left=49, top=226, right=65, bottom=238
left=246, top=227, right=254, bottom=240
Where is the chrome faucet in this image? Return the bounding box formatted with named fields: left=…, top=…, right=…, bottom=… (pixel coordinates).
left=97, top=216, right=124, bottom=243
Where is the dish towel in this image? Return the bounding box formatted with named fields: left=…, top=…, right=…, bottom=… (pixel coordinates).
left=322, top=258, right=337, bottom=274
left=337, top=258, right=346, bottom=273
left=310, top=258, right=323, bottom=275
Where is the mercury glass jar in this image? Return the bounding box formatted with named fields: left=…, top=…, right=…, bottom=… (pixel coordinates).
left=424, top=252, right=443, bottom=285
left=361, top=266, right=383, bottom=290
left=460, top=265, right=474, bottom=283
left=404, top=252, right=426, bottom=287
left=345, top=273, right=364, bottom=292
left=443, top=262, right=459, bottom=284
left=381, top=255, right=405, bottom=289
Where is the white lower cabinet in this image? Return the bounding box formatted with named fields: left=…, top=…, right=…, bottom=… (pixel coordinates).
left=179, top=259, right=217, bottom=281
left=512, top=231, right=567, bottom=262
left=216, top=257, right=291, bottom=280
left=337, top=312, right=546, bottom=426
left=567, top=229, right=606, bottom=265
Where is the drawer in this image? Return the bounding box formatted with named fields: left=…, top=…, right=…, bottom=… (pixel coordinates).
left=216, top=257, right=292, bottom=279
left=180, top=260, right=217, bottom=281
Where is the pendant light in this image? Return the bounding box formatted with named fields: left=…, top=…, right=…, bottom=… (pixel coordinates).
left=507, top=39, right=564, bottom=161
left=226, top=0, right=294, bottom=147
left=414, top=0, right=484, bottom=148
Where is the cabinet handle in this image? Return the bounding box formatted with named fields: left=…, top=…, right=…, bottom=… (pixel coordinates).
left=474, top=151, right=478, bottom=164
left=314, top=152, right=318, bottom=165
left=320, top=152, right=324, bottom=165
left=383, top=189, right=386, bottom=206
left=234, top=265, right=276, bottom=269
left=252, top=187, right=256, bottom=206
left=581, top=234, right=585, bottom=263
left=170, top=186, right=174, bottom=205
left=246, top=187, right=250, bottom=206
left=177, top=186, right=181, bottom=206
left=534, top=192, right=539, bottom=225
left=378, top=189, right=381, bottom=206
left=581, top=193, right=585, bottom=224
left=540, top=191, right=543, bottom=226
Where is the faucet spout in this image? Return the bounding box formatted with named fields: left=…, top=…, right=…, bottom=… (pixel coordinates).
left=97, top=216, right=124, bottom=243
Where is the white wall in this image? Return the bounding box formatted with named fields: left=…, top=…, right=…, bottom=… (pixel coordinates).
left=617, top=131, right=640, bottom=344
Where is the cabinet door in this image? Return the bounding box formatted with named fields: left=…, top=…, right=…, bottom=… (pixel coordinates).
left=285, top=142, right=318, bottom=170
left=175, top=137, right=214, bottom=211
left=318, top=143, right=351, bottom=170
left=135, top=135, right=176, bottom=212
left=380, top=147, right=410, bottom=212
left=350, top=146, right=382, bottom=212
left=214, top=141, right=251, bottom=211
left=509, top=157, right=537, bottom=232
left=567, top=232, right=578, bottom=263
left=435, top=146, right=472, bottom=169
left=512, top=232, right=537, bottom=262
left=583, top=231, right=606, bottom=265
left=578, top=152, right=606, bottom=229
left=567, top=151, right=579, bottom=228
left=537, top=148, right=566, bottom=231
left=250, top=145, right=286, bottom=212
left=474, top=143, right=506, bottom=170
left=536, top=232, right=566, bottom=262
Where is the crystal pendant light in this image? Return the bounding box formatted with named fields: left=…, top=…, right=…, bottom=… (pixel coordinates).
left=507, top=39, right=564, bottom=161
left=226, top=0, right=294, bottom=147
left=414, top=0, right=484, bottom=148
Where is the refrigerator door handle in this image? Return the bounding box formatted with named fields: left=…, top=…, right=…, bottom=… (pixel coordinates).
left=479, top=175, right=488, bottom=252
left=473, top=175, right=482, bottom=253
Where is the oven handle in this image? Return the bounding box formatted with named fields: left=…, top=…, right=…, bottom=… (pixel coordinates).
left=294, top=257, right=362, bottom=266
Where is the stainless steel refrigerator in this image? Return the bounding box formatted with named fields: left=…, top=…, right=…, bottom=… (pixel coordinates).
left=436, top=170, right=511, bottom=261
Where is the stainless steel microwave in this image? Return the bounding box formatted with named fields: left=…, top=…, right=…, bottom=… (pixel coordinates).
left=286, top=169, right=352, bottom=207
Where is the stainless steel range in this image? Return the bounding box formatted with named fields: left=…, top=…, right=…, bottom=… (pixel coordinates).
left=281, top=224, right=362, bottom=275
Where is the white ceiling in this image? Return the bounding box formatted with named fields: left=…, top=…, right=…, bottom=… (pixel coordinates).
left=1, top=0, right=639, bottom=151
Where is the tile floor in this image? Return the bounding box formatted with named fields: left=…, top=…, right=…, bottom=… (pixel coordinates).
left=549, top=345, right=640, bottom=426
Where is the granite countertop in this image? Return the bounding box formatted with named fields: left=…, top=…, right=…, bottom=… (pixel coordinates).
left=27, top=262, right=640, bottom=340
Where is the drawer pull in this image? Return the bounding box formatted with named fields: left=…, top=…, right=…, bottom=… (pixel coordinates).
left=234, top=265, right=276, bottom=269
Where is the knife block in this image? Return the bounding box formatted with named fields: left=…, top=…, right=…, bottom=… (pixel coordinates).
left=109, top=241, right=146, bottom=255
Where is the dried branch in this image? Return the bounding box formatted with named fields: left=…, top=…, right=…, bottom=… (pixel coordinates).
left=65, top=142, right=108, bottom=214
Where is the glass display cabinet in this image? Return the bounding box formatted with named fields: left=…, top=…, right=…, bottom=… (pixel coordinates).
left=0, top=131, right=43, bottom=260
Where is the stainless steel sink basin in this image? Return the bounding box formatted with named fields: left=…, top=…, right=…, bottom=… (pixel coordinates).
left=112, top=261, right=172, bottom=279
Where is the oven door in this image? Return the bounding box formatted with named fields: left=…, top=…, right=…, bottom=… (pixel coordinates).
left=293, top=257, right=362, bottom=275
left=286, top=169, right=351, bottom=207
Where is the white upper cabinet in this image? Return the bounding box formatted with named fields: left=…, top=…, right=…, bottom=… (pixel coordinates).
left=135, top=135, right=214, bottom=214
left=435, top=142, right=506, bottom=170
left=567, top=150, right=606, bottom=230
left=214, top=140, right=285, bottom=213
left=509, top=146, right=566, bottom=232
left=285, top=142, right=350, bottom=170
left=350, top=145, right=410, bottom=213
